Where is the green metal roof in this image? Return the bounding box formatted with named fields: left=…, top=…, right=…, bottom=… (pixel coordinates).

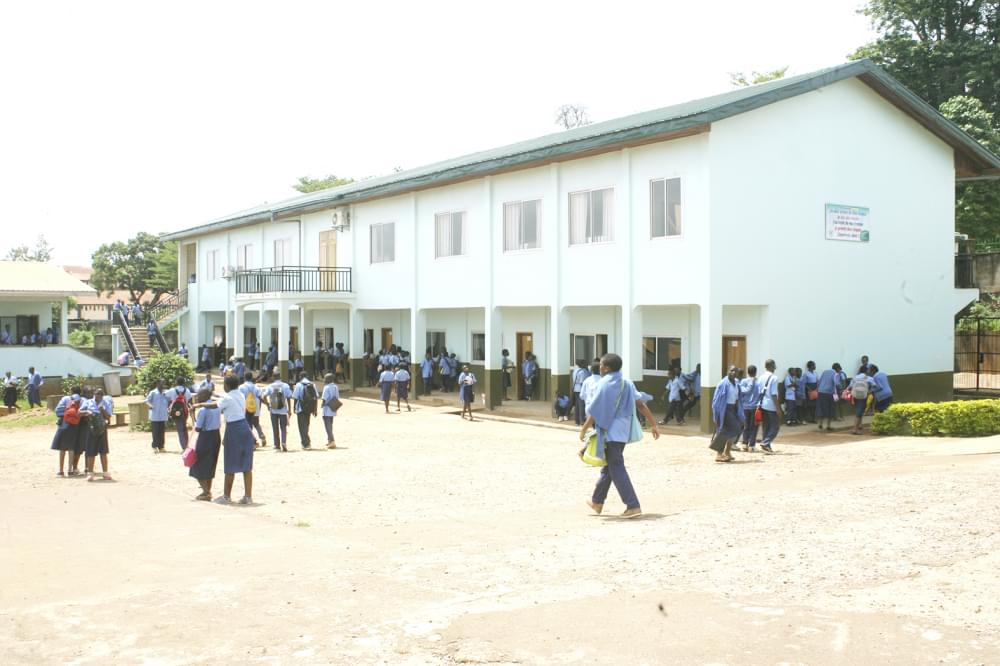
left=164, top=59, right=1000, bottom=241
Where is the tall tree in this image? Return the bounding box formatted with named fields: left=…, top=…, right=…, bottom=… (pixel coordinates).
left=554, top=104, right=592, bottom=130
left=149, top=240, right=179, bottom=294
left=729, top=67, right=788, bottom=87
left=5, top=235, right=53, bottom=261
left=852, top=0, right=1000, bottom=239
left=293, top=175, right=354, bottom=193
left=90, top=232, right=170, bottom=305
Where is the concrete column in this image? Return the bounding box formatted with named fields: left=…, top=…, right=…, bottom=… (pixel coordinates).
left=699, top=302, right=722, bottom=433
left=301, top=307, right=313, bottom=378
left=549, top=306, right=569, bottom=401
left=60, top=299, right=68, bottom=345
left=233, top=305, right=245, bottom=360
left=622, top=305, right=643, bottom=383
left=410, top=308, right=426, bottom=397
left=484, top=306, right=504, bottom=408
left=349, top=306, right=363, bottom=389
left=277, top=302, right=290, bottom=381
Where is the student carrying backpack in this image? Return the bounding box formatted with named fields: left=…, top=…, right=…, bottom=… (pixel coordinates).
left=169, top=392, right=189, bottom=420
left=269, top=387, right=286, bottom=411
left=850, top=374, right=869, bottom=401
left=299, top=380, right=318, bottom=415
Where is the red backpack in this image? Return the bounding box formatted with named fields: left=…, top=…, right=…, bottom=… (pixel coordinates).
left=64, top=401, right=81, bottom=425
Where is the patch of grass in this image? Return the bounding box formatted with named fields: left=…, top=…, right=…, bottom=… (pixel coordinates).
left=294, top=520, right=311, bottom=528
left=0, top=410, right=55, bottom=429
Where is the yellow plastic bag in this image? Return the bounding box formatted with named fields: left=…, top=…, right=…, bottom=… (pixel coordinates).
left=579, top=429, right=607, bottom=467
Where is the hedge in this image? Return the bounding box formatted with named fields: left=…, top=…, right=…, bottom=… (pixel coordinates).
left=871, top=400, right=1000, bottom=437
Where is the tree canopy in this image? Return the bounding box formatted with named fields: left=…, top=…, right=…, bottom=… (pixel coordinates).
left=729, top=67, right=788, bottom=87
left=293, top=175, right=354, bottom=193
left=90, top=232, right=173, bottom=305
left=554, top=104, right=591, bottom=130
left=5, top=235, right=53, bottom=262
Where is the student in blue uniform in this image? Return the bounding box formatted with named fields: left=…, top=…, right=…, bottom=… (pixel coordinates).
left=458, top=365, right=477, bottom=421
left=501, top=349, right=513, bottom=400
left=378, top=365, right=396, bottom=413
left=217, top=375, right=255, bottom=505
left=239, top=372, right=266, bottom=447
left=658, top=368, right=687, bottom=426
left=868, top=365, right=894, bottom=412
left=263, top=375, right=293, bottom=451
left=757, top=359, right=781, bottom=453
left=146, top=380, right=170, bottom=453
left=571, top=360, right=590, bottom=426
left=83, top=388, right=113, bottom=481
left=710, top=365, right=745, bottom=463
left=420, top=352, right=435, bottom=395
left=816, top=363, right=842, bottom=431
left=394, top=363, right=412, bottom=412
left=58, top=396, right=84, bottom=475
left=802, top=361, right=819, bottom=423
left=26, top=366, right=43, bottom=408
left=554, top=393, right=571, bottom=421
left=233, top=358, right=246, bottom=382
left=51, top=386, right=81, bottom=476
left=680, top=364, right=701, bottom=422
left=189, top=387, right=221, bottom=500
left=291, top=371, right=318, bottom=450
left=521, top=352, right=538, bottom=400
left=784, top=368, right=799, bottom=425
left=320, top=373, right=340, bottom=449
left=739, top=365, right=760, bottom=451
left=438, top=350, right=453, bottom=392
left=166, top=378, right=193, bottom=451
left=850, top=366, right=875, bottom=434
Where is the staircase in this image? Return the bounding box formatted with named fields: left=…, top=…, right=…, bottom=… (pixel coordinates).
left=128, top=325, right=156, bottom=361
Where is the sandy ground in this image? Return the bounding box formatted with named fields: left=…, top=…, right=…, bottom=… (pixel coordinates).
left=2, top=397, right=1000, bottom=665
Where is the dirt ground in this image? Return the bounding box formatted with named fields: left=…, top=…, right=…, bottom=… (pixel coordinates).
left=2, top=396, right=999, bottom=665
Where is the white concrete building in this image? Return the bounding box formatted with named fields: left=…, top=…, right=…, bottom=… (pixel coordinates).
left=163, top=60, right=1000, bottom=427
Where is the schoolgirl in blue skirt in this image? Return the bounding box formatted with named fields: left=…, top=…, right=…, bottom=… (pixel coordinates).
left=216, top=375, right=254, bottom=505
left=190, top=388, right=222, bottom=501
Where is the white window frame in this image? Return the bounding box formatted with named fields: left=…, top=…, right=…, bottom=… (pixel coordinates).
left=650, top=177, right=682, bottom=239
left=434, top=211, right=467, bottom=258
left=273, top=238, right=291, bottom=267
left=641, top=335, right=684, bottom=375
left=206, top=249, right=220, bottom=281
left=569, top=333, right=609, bottom=364
left=471, top=332, right=485, bottom=362
left=236, top=244, right=253, bottom=270
left=568, top=187, right=615, bottom=245
left=502, top=199, right=542, bottom=252
left=370, top=222, right=395, bottom=264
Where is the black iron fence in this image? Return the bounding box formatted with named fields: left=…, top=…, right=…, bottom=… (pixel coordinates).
left=235, top=266, right=352, bottom=294
left=146, top=289, right=188, bottom=326
left=955, top=316, right=1000, bottom=393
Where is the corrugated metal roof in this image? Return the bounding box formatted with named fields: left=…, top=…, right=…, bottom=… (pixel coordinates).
left=163, top=59, right=1000, bottom=241
left=0, top=262, right=96, bottom=296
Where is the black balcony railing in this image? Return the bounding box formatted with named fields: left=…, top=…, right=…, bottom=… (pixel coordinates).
left=235, top=266, right=352, bottom=294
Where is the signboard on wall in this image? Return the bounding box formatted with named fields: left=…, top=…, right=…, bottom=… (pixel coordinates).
left=825, top=204, right=870, bottom=242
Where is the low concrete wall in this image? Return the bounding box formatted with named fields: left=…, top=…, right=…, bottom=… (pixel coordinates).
left=0, top=345, right=133, bottom=381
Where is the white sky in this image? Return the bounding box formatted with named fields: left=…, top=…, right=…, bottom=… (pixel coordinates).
left=0, top=0, right=875, bottom=265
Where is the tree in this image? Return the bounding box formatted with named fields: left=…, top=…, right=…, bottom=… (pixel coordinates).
left=941, top=95, right=1000, bottom=239
left=293, top=175, right=354, bottom=193
left=149, top=241, right=179, bottom=295
left=5, top=235, right=53, bottom=262
left=729, top=67, right=789, bottom=87
left=90, top=232, right=170, bottom=305
left=555, top=104, right=592, bottom=130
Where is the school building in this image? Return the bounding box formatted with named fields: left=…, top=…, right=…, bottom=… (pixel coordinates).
left=162, top=60, right=1000, bottom=428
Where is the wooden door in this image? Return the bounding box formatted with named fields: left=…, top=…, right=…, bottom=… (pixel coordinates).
left=516, top=332, right=533, bottom=398
left=319, top=230, right=337, bottom=268
left=381, top=327, right=393, bottom=351
left=722, top=336, right=747, bottom=376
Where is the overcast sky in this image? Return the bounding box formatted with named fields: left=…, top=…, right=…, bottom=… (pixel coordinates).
left=0, top=0, right=875, bottom=265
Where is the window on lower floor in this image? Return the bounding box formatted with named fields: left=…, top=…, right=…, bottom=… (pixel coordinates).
left=371, top=223, right=395, bottom=263
left=471, top=333, right=485, bottom=361
left=213, top=325, right=225, bottom=346
left=503, top=200, right=540, bottom=251
left=642, top=336, right=681, bottom=372
left=570, top=333, right=608, bottom=364
left=426, top=331, right=446, bottom=356
left=363, top=328, right=374, bottom=354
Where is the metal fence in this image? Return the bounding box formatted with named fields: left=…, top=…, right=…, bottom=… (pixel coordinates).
left=955, top=316, right=1000, bottom=393
left=235, top=267, right=352, bottom=294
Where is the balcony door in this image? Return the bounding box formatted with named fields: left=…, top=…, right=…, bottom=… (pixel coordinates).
left=319, top=230, right=337, bottom=268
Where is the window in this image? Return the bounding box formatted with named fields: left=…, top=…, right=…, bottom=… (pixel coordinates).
left=650, top=178, right=682, bottom=238
left=370, top=223, right=395, bottom=263
left=569, top=188, right=614, bottom=245
left=363, top=328, right=374, bottom=354
left=570, top=334, right=608, bottom=364
left=213, top=325, right=225, bottom=346
left=642, top=336, right=682, bottom=372
left=315, top=327, right=334, bottom=348
left=471, top=333, right=485, bottom=362
left=426, top=331, right=446, bottom=356
left=434, top=211, right=466, bottom=258
left=236, top=244, right=253, bottom=270
left=503, top=200, right=540, bottom=251
left=273, top=239, right=291, bottom=267
left=206, top=250, right=220, bottom=281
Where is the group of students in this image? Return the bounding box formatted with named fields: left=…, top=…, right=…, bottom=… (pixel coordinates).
left=50, top=385, right=114, bottom=480
left=4, top=367, right=45, bottom=411
left=1, top=325, right=57, bottom=346
left=112, top=299, right=144, bottom=325
left=313, top=341, right=350, bottom=382
left=707, top=355, right=894, bottom=462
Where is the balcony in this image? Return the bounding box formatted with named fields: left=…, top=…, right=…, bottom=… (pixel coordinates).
left=235, top=266, right=352, bottom=295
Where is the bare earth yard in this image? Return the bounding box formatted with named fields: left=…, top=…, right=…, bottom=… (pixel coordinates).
left=2, top=398, right=999, bottom=665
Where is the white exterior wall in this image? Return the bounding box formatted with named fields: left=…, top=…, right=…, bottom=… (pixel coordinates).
left=421, top=308, right=484, bottom=360
left=640, top=305, right=701, bottom=374
left=0, top=300, right=53, bottom=331
left=709, top=78, right=970, bottom=379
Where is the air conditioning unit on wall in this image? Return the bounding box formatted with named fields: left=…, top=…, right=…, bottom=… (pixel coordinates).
left=221, top=266, right=237, bottom=279
left=332, top=208, right=351, bottom=231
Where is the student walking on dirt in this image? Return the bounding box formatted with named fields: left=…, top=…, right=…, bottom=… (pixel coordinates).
left=189, top=387, right=221, bottom=500
left=378, top=365, right=395, bottom=413
left=394, top=363, right=412, bottom=412
left=579, top=353, right=660, bottom=519
left=320, top=373, right=341, bottom=449
left=757, top=359, right=781, bottom=453
left=217, top=375, right=255, bottom=505
left=166, top=378, right=193, bottom=451
left=291, top=371, right=318, bottom=450
left=146, top=380, right=169, bottom=453
left=263, top=376, right=292, bottom=451
left=458, top=365, right=476, bottom=421
left=739, top=365, right=760, bottom=451
left=709, top=366, right=745, bottom=463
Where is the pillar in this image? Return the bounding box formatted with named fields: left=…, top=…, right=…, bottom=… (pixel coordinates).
left=301, top=307, right=313, bottom=378
left=233, top=305, right=245, bottom=361
left=622, top=305, right=643, bottom=382
left=277, top=302, right=290, bottom=381
left=349, top=306, right=363, bottom=389
left=60, top=299, right=68, bottom=345
left=699, top=302, right=722, bottom=433
left=549, top=306, right=569, bottom=401
left=410, top=308, right=426, bottom=397
left=484, top=306, right=504, bottom=409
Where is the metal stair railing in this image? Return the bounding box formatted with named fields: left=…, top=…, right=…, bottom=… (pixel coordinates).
left=112, top=309, right=140, bottom=361
left=146, top=288, right=188, bottom=326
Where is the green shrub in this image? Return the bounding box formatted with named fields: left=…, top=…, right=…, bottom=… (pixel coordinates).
left=871, top=400, right=1000, bottom=437
left=61, top=375, right=87, bottom=395
left=132, top=352, right=194, bottom=396
left=68, top=328, right=95, bottom=348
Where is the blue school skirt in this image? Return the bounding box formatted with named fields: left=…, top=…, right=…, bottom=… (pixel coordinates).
left=380, top=383, right=392, bottom=401
left=459, top=384, right=475, bottom=404
left=190, top=429, right=221, bottom=480
left=709, top=404, right=742, bottom=452
left=222, top=419, right=254, bottom=474
left=396, top=381, right=409, bottom=399
left=816, top=392, right=835, bottom=418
